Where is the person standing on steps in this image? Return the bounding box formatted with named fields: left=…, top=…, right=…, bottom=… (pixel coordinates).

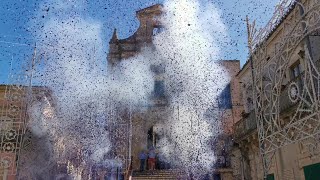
left=148, top=146, right=156, bottom=171
left=138, top=150, right=147, bottom=171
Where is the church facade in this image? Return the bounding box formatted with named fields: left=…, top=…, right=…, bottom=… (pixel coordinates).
left=107, top=4, right=241, bottom=179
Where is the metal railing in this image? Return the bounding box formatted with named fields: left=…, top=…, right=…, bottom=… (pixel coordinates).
left=233, top=111, right=257, bottom=140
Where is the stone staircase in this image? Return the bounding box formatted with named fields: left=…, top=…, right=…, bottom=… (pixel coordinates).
left=131, top=169, right=186, bottom=180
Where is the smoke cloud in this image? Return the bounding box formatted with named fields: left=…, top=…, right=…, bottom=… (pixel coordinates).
left=19, top=0, right=230, bottom=178
left=152, top=0, right=230, bottom=175
left=19, top=1, right=154, bottom=179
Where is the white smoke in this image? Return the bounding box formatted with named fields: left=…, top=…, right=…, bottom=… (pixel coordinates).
left=20, top=0, right=154, bottom=179
left=20, top=0, right=230, bottom=178
left=152, top=0, right=230, bottom=174
left=34, top=15, right=153, bottom=165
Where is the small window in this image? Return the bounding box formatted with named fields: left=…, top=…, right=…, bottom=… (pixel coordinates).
left=154, top=81, right=165, bottom=98
left=150, top=64, right=165, bottom=74
left=218, top=84, right=232, bottom=109
left=153, top=26, right=165, bottom=36
left=290, top=61, right=302, bottom=79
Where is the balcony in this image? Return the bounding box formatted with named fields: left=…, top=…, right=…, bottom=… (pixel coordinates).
left=233, top=111, right=256, bottom=140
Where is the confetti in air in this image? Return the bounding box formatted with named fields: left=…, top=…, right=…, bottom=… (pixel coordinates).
left=17, top=0, right=229, bottom=178
left=153, top=0, right=230, bottom=175
left=18, top=1, right=154, bottom=178
left=0, top=0, right=305, bottom=179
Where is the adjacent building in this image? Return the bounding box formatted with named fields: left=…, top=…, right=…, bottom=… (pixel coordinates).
left=232, top=0, right=320, bottom=179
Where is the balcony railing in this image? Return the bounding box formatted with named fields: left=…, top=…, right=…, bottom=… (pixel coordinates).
left=233, top=111, right=256, bottom=140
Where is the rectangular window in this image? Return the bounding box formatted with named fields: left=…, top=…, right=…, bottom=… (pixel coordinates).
left=290, top=61, right=303, bottom=89
left=150, top=64, right=165, bottom=74
left=290, top=62, right=301, bottom=79
left=153, top=26, right=165, bottom=36
left=154, top=81, right=165, bottom=98
left=218, top=84, right=232, bottom=109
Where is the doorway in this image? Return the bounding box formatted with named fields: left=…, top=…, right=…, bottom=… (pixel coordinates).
left=147, top=126, right=156, bottom=149
left=304, top=162, right=320, bottom=180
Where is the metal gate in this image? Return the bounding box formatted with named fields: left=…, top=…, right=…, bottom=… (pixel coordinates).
left=0, top=44, right=35, bottom=179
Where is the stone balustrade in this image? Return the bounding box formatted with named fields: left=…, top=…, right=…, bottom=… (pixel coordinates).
left=233, top=111, right=256, bottom=140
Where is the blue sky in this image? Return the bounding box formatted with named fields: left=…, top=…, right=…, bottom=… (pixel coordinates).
left=0, top=0, right=280, bottom=84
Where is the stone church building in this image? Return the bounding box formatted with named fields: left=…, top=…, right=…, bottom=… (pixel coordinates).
left=107, top=4, right=241, bottom=179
